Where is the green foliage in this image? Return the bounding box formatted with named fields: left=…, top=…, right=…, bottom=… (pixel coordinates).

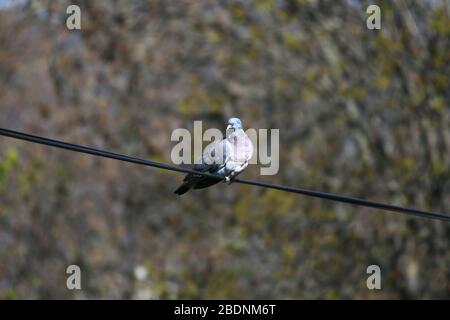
left=0, top=148, right=18, bottom=192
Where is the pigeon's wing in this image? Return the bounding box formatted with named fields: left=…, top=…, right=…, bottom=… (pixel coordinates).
left=175, top=138, right=230, bottom=194
left=195, top=138, right=230, bottom=171
left=192, top=176, right=222, bottom=189
left=190, top=138, right=231, bottom=188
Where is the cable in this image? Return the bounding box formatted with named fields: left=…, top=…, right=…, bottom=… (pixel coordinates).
left=1, top=127, right=449, bottom=222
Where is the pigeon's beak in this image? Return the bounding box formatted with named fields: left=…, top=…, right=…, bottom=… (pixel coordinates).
left=226, top=124, right=232, bottom=131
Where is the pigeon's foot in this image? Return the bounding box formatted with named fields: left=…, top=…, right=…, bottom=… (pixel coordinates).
left=226, top=176, right=236, bottom=185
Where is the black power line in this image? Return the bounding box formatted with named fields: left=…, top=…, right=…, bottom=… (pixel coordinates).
left=1, top=127, right=449, bottom=222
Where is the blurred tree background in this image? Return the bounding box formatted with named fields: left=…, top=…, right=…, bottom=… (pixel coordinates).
left=0, top=0, right=449, bottom=299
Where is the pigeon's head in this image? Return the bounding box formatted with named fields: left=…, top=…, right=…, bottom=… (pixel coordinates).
left=226, top=118, right=243, bottom=131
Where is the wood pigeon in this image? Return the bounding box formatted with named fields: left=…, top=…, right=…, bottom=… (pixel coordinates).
left=174, top=118, right=253, bottom=195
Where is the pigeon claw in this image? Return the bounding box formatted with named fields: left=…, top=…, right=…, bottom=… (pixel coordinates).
left=225, top=175, right=236, bottom=185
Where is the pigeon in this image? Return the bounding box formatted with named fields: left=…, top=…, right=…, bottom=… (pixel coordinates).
left=174, top=118, right=253, bottom=195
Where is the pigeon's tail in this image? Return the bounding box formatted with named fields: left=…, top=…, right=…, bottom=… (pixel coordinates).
left=174, top=181, right=193, bottom=195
